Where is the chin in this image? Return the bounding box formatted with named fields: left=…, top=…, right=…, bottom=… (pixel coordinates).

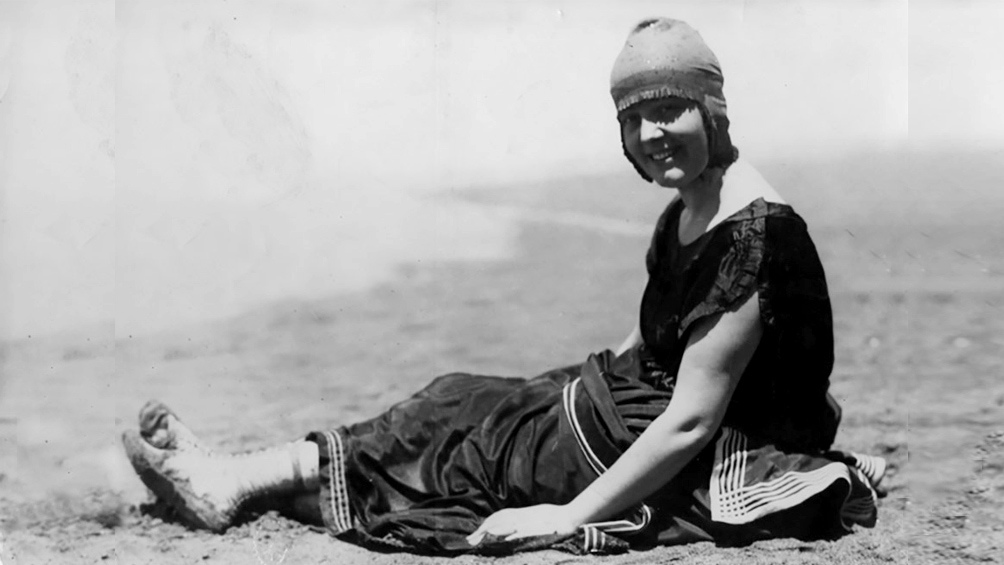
left=655, top=163, right=710, bottom=189
left=654, top=171, right=688, bottom=188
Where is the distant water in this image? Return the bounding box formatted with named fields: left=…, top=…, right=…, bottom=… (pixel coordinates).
left=4, top=148, right=1001, bottom=342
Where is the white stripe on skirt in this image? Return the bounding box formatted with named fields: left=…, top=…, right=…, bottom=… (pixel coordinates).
left=561, top=378, right=653, bottom=546
left=709, top=427, right=877, bottom=529
left=323, top=430, right=353, bottom=533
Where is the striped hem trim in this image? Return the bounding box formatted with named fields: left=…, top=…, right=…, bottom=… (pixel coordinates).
left=850, top=452, right=887, bottom=489
left=561, top=378, right=653, bottom=550
left=583, top=505, right=653, bottom=535
left=562, top=378, right=606, bottom=476
left=709, top=427, right=878, bottom=529
left=320, top=430, right=353, bottom=533
left=582, top=525, right=606, bottom=553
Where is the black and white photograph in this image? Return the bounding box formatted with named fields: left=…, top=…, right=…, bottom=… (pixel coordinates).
left=0, top=0, right=1001, bottom=562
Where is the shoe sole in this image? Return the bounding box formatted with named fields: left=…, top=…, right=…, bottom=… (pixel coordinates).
left=122, top=430, right=233, bottom=532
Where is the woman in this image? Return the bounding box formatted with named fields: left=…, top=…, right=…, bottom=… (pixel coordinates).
left=123, top=18, right=885, bottom=555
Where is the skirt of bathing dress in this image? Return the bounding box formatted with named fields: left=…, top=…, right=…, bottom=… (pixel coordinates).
left=307, top=351, right=882, bottom=556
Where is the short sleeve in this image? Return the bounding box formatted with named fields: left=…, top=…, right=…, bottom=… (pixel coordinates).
left=676, top=217, right=766, bottom=338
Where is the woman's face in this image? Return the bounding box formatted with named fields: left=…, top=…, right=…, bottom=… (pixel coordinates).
left=619, top=97, right=709, bottom=188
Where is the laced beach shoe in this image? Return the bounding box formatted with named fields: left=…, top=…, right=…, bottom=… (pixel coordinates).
left=125, top=401, right=313, bottom=531
left=122, top=429, right=248, bottom=532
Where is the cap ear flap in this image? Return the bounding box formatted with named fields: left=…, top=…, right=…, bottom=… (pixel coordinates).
left=621, top=134, right=653, bottom=183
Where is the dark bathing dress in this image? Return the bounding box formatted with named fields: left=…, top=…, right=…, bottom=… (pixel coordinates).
left=306, top=197, right=882, bottom=555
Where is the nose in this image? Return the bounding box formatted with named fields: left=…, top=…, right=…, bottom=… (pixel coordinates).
left=639, top=118, right=664, bottom=142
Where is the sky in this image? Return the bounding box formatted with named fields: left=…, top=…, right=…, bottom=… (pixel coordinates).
left=0, top=0, right=1002, bottom=340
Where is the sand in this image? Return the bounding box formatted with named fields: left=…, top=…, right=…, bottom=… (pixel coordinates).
left=1, top=159, right=1002, bottom=563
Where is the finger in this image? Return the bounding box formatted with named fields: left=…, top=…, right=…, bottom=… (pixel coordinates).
left=468, top=523, right=516, bottom=545
left=470, top=516, right=501, bottom=537
left=467, top=524, right=516, bottom=546
left=467, top=523, right=488, bottom=546
left=467, top=518, right=502, bottom=545
left=505, top=529, right=541, bottom=541
left=489, top=525, right=516, bottom=537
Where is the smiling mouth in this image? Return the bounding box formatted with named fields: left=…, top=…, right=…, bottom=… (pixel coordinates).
left=650, top=149, right=676, bottom=161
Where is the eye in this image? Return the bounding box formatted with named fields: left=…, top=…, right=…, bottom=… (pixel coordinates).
left=654, top=103, right=686, bottom=122
left=618, top=113, right=641, bottom=128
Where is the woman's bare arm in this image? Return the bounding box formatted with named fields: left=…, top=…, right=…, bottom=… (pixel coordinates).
left=615, top=324, right=643, bottom=356
left=469, top=292, right=762, bottom=543
left=566, top=292, right=761, bottom=523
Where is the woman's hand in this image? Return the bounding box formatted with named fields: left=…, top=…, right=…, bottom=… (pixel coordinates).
left=466, top=504, right=581, bottom=546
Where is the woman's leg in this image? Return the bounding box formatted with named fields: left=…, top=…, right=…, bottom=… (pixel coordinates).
left=123, top=401, right=323, bottom=531
left=283, top=492, right=323, bottom=525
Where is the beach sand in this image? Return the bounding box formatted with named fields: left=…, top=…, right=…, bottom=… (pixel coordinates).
left=1, top=156, right=1002, bottom=563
